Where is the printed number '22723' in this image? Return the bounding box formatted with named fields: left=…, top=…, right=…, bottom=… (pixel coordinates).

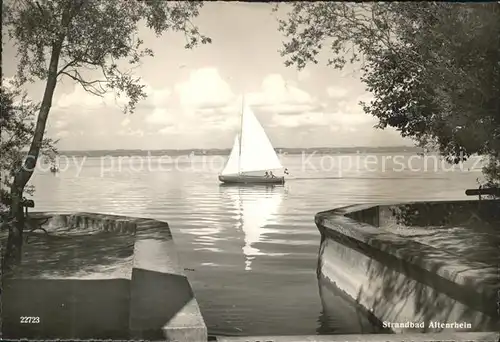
left=20, top=316, right=40, bottom=323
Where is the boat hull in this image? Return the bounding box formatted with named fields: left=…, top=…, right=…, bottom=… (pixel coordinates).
left=218, top=174, right=285, bottom=184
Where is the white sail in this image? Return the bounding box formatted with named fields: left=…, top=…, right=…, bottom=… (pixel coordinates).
left=220, top=185, right=285, bottom=271
left=239, top=106, right=283, bottom=174
left=221, top=135, right=241, bottom=176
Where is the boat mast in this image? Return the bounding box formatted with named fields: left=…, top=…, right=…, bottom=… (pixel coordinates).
left=238, top=94, right=244, bottom=175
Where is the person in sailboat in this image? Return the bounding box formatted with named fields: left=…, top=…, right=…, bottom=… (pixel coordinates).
left=269, top=171, right=276, bottom=178
left=218, top=103, right=285, bottom=184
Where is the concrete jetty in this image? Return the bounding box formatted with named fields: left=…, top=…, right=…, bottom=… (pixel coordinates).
left=314, top=199, right=500, bottom=334
left=3, top=201, right=498, bottom=341
left=2, top=212, right=207, bottom=341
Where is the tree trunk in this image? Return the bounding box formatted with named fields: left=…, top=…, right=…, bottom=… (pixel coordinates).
left=4, top=40, right=64, bottom=270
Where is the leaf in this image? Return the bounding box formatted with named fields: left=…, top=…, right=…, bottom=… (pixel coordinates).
left=276, top=2, right=500, bottom=185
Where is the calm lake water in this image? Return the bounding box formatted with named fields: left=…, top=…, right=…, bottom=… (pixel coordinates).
left=30, top=153, right=484, bottom=336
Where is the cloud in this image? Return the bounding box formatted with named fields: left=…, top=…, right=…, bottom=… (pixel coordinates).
left=297, top=69, right=311, bottom=82
left=121, top=117, right=131, bottom=127
left=356, top=92, right=375, bottom=105
left=56, top=130, right=70, bottom=138
left=271, top=112, right=328, bottom=128
left=56, top=85, right=117, bottom=109
left=55, top=81, right=170, bottom=110
left=172, top=72, right=321, bottom=116
left=143, top=83, right=171, bottom=107
left=163, top=72, right=322, bottom=132
left=46, top=65, right=396, bottom=150
left=271, top=103, right=377, bottom=130
left=117, top=128, right=144, bottom=137
left=53, top=120, right=68, bottom=129
left=247, top=74, right=319, bottom=114
left=169, top=72, right=319, bottom=123
left=331, top=111, right=376, bottom=125
left=154, top=72, right=328, bottom=134
left=266, top=82, right=377, bottom=131
left=145, top=108, right=174, bottom=125
left=179, top=106, right=240, bottom=132
left=326, top=86, right=348, bottom=99
left=145, top=67, right=242, bottom=132
left=258, top=103, right=323, bottom=116
left=175, top=67, right=234, bottom=109
left=158, top=125, right=177, bottom=135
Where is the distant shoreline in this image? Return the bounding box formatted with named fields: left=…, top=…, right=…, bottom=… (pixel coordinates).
left=56, top=146, right=425, bottom=157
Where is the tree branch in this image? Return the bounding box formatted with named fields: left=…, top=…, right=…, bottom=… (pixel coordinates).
left=58, top=69, right=108, bottom=97
left=56, top=58, right=79, bottom=77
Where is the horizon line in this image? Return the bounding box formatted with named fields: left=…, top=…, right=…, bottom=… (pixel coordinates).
left=55, top=145, right=420, bottom=152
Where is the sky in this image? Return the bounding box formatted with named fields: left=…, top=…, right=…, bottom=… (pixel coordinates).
left=3, top=2, right=413, bottom=150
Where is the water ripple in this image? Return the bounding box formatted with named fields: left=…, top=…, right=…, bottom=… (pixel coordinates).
left=30, top=155, right=480, bottom=336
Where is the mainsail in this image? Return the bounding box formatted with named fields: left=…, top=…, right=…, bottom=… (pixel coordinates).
left=221, top=135, right=240, bottom=175
left=221, top=104, right=282, bottom=176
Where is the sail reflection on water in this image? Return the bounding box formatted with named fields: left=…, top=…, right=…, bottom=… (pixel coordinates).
left=219, top=184, right=286, bottom=271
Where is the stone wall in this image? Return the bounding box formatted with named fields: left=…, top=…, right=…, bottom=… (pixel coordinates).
left=315, top=200, right=500, bottom=334
left=2, top=212, right=207, bottom=341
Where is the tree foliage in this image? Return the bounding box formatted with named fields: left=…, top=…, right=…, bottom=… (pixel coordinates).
left=0, top=84, right=57, bottom=212
left=2, top=0, right=211, bottom=264
left=4, top=0, right=211, bottom=113
left=275, top=2, right=500, bottom=187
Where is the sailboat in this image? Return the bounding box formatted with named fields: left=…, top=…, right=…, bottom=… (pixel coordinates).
left=219, top=98, right=285, bottom=184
